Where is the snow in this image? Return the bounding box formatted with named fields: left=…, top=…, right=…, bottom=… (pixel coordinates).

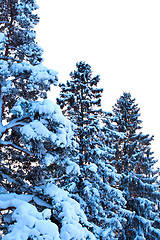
left=66, top=160, right=80, bottom=175
left=21, top=120, right=50, bottom=140
left=11, top=98, right=29, bottom=117
left=10, top=62, right=58, bottom=87
left=0, top=186, right=7, bottom=194
left=29, top=64, right=58, bottom=85
left=34, top=220, right=59, bottom=239
left=10, top=62, right=32, bottom=75
left=31, top=100, right=73, bottom=147
left=0, top=193, right=33, bottom=202
left=2, top=80, right=12, bottom=94
left=0, top=32, right=5, bottom=50
left=50, top=132, right=57, bottom=143
left=0, top=32, right=5, bottom=42
left=12, top=98, right=73, bottom=149
left=0, top=189, right=94, bottom=239
left=44, top=183, right=95, bottom=240
left=87, top=163, right=98, bottom=173
left=11, top=104, right=24, bottom=117
left=44, top=153, right=55, bottom=166
left=11, top=98, right=74, bottom=165
left=0, top=60, right=10, bottom=78
left=17, top=99, right=73, bottom=146
left=101, top=227, right=114, bottom=239
left=33, top=99, right=60, bottom=116
left=92, top=187, right=99, bottom=197
left=0, top=195, right=60, bottom=240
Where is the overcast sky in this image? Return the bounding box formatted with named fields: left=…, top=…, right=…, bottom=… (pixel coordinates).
left=36, top=0, right=160, bottom=161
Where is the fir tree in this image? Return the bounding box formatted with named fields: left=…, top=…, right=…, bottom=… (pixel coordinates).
left=57, top=62, right=103, bottom=196
left=57, top=61, right=103, bottom=166
left=112, top=92, right=160, bottom=239
left=57, top=63, right=132, bottom=239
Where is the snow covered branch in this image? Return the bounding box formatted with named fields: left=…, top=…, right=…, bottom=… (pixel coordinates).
left=3, top=116, right=30, bottom=132
left=0, top=139, right=33, bottom=155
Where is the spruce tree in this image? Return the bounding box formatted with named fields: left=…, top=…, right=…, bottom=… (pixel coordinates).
left=57, top=61, right=103, bottom=165
left=112, top=92, right=160, bottom=239
left=57, top=62, right=103, bottom=195
left=57, top=63, right=132, bottom=239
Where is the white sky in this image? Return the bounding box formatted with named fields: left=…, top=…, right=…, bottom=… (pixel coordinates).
left=36, top=0, right=160, bottom=162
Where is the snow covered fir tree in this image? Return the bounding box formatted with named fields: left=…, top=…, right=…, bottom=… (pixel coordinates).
left=111, top=92, right=160, bottom=239
left=57, top=62, right=134, bottom=239
left=0, top=1, right=160, bottom=240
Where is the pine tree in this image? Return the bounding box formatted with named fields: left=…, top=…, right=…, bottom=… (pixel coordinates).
left=0, top=0, right=42, bottom=64
left=57, top=63, right=132, bottom=239
left=0, top=0, right=72, bottom=194
left=112, top=92, right=160, bottom=239
left=57, top=61, right=103, bottom=165
left=0, top=1, right=94, bottom=239
left=57, top=62, right=103, bottom=195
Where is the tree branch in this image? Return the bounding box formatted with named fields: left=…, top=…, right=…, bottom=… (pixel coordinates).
left=5, top=120, right=27, bottom=130
left=1, top=116, right=30, bottom=135
left=5, top=115, right=29, bottom=127
left=8, top=116, right=30, bottom=125
left=0, top=139, right=33, bottom=156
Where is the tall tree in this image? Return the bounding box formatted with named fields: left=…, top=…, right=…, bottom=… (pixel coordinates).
left=0, top=0, right=73, bottom=194
left=0, top=1, right=92, bottom=239
left=112, top=92, right=160, bottom=239
left=57, top=61, right=104, bottom=197
left=57, top=61, right=103, bottom=167
left=57, top=63, right=132, bottom=239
